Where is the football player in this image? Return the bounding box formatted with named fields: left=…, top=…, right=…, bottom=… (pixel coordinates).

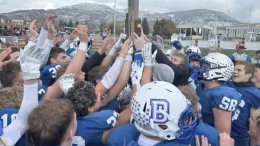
left=225, top=61, right=260, bottom=146
left=196, top=53, right=240, bottom=134
left=108, top=82, right=219, bottom=146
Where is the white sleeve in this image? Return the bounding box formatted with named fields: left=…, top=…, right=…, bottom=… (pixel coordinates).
left=25, top=40, right=36, bottom=50
left=101, top=57, right=124, bottom=89
left=2, top=83, right=38, bottom=145
left=40, top=39, right=54, bottom=69
left=188, top=77, right=196, bottom=91
left=16, top=40, right=36, bottom=62
left=36, top=27, right=48, bottom=48
left=60, top=39, right=72, bottom=51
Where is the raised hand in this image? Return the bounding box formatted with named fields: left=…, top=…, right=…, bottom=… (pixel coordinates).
left=67, top=30, right=77, bottom=41
left=20, top=45, right=44, bottom=80
left=131, top=61, right=144, bottom=86
left=59, top=74, right=75, bottom=95
left=133, top=32, right=145, bottom=50
left=142, top=43, right=157, bottom=67
left=77, top=25, right=88, bottom=43
left=119, top=37, right=133, bottom=56
left=43, top=15, right=57, bottom=30
left=29, top=19, right=38, bottom=39
left=47, top=20, right=56, bottom=34
left=0, top=48, right=13, bottom=69
left=115, top=33, right=127, bottom=49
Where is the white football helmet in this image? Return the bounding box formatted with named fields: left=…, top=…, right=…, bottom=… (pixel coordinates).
left=131, top=81, right=198, bottom=140
left=186, top=46, right=201, bottom=57
left=198, top=53, right=234, bottom=81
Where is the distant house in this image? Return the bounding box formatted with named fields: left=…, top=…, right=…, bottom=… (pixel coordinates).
left=11, top=19, right=25, bottom=25
left=0, top=15, right=11, bottom=24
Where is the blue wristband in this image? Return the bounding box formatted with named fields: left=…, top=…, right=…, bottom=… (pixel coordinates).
left=133, top=50, right=143, bottom=64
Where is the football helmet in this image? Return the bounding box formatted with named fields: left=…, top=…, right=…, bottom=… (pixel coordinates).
left=131, top=81, right=198, bottom=140
left=186, top=46, right=201, bottom=57
left=198, top=53, right=234, bottom=81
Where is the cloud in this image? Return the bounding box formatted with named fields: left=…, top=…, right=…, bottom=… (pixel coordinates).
left=0, top=0, right=258, bottom=23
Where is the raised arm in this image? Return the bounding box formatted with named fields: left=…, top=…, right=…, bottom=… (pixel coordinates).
left=59, top=30, right=77, bottom=50
left=1, top=44, right=44, bottom=146
left=42, top=25, right=89, bottom=101
left=37, top=15, right=56, bottom=48
left=102, top=38, right=133, bottom=106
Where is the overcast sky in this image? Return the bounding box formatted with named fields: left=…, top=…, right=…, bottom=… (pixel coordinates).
left=0, top=0, right=259, bottom=23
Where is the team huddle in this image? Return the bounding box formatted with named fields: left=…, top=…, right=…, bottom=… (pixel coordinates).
left=0, top=15, right=259, bottom=146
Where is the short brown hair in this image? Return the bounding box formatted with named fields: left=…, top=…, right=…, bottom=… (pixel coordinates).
left=236, top=61, right=255, bottom=75
left=65, top=81, right=96, bottom=117
left=88, top=66, right=109, bottom=83
left=47, top=47, right=66, bottom=64
left=56, top=64, right=69, bottom=80
left=178, top=86, right=198, bottom=108
left=0, top=86, right=23, bottom=109
left=0, top=62, right=21, bottom=88
left=27, top=99, right=75, bottom=145
left=172, top=52, right=186, bottom=64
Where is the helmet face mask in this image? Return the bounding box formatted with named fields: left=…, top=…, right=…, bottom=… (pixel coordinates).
left=198, top=53, right=234, bottom=81
left=131, top=81, right=198, bottom=141
left=186, top=46, right=201, bottom=57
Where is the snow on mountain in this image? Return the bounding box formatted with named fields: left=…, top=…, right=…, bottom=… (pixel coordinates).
left=0, top=3, right=240, bottom=27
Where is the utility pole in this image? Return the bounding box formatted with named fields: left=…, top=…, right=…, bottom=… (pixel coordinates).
left=113, top=0, right=117, bottom=41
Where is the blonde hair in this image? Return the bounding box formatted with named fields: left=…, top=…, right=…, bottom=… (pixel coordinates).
left=178, top=86, right=198, bottom=108
left=256, top=108, right=260, bottom=128
left=0, top=86, right=23, bottom=109
left=172, top=52, right=186, bottom=64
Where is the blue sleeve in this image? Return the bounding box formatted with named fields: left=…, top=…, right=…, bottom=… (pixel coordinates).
left=230, top=55, right=235, bottom=61
left=102, top=35, right=107, bottom=40
left=212, top=90, right=239, bottom=112
left=247, top=89, right=260, bottom=108
left=77, top=110, right=119, bottom=145
left=246, top=57, right=251, bottom=63
left=99, top=99, right=120, bottom=113
left=38, top=85, right=48, bottom=100
left=107, top=124, right=139, bottom=146
left=0, top=120, right=2, bottom=136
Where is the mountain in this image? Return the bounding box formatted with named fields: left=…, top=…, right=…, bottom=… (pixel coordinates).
left=0, top=3, right=240, bottom=27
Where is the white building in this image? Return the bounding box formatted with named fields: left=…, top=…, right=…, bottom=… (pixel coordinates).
left=11, top=19, right=24, bottom=25
left=177, top=24, right=213, bottom=40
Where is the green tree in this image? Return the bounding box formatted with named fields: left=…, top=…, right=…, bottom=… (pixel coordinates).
left=142, top=18, right=150, bottom=35
left=153, top=19, right=177, bottom=38
left=68, top=19, right=73, bottom=27
left=153, top=19, right=161, bottom=36
left=109, top=23, right=124, bottom=34
left=75, top=21, right=79, bottom=26
left=59, top=20, right=64, bottom=27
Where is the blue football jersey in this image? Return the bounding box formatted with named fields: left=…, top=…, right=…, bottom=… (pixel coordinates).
left=75, top=110, right=119, bottom=146
left=0, top=108, right=18, bottom=129
left=99, top=99, right=120, bottom=113
left=174, top=121, right=219, bottom=146
left=0, top=120, right=2, bottom=136
left=107, top=124, right=186, bottom=146
left=38, top=84, right=48, bottom=101
left=225, top=81, right=260, bottom=138
left=196, top=83, right=241, bottom=127
left=40, top=64, right=62, bottom=87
